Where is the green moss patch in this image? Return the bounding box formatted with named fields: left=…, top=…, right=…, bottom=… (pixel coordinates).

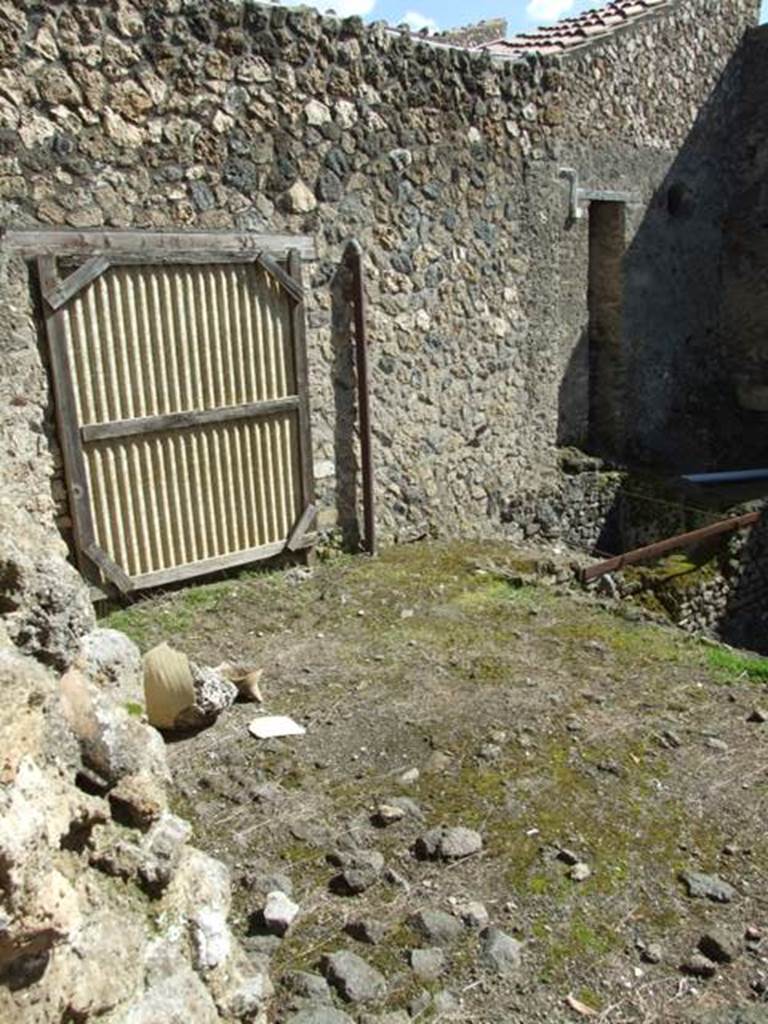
left=707, top=645, right=768, bottom=682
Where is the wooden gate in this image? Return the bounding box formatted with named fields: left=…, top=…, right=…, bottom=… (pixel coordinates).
left=29, top=230, right=316, bottom=594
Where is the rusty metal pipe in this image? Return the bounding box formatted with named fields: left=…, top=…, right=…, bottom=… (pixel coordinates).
left=345, top=240, right=376, bottom=556
left=580, top=510, right=760, bottom=583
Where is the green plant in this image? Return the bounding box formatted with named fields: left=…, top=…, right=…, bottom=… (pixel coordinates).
left=707, top=646, right=768, bottom=682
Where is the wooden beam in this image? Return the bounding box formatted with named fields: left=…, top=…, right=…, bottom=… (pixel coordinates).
left=84, top=543, right=133, bottom=595
left=37, top=256, right=100, bottom=586
left=43, top=255, right=110, bottom=309
left=2, top=229, right=316, bottom=261
left=108, top=251, right=262, bottom=267
left=258, top=252, right=304, bottom=302
left=129, top=534, right=316, bottom=591
left=286, top=504, right=317, bottom=552
left=81, top=397, right=300, bottom=443
left=346, top=239, right=376, bottom=556
left=288, top=249, right=316, bottom=520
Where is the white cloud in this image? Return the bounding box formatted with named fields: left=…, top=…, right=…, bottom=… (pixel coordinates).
left=525, top=0, right=574, bottom=22
left=400, top=9, right=439, bottom=32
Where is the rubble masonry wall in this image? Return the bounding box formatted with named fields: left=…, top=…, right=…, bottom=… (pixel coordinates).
left=0, top=0, right=757, bottom=556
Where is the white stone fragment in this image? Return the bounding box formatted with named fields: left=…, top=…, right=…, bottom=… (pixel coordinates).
left=248, top=716, right=306, bottom=739
left=263, top=890, right=299, bottom=936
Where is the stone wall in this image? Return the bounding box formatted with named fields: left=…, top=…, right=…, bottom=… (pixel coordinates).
left=558, top=2, right=756, bottom=473
left=501, top=455, right=768, bottom=650
left=0, top=0, right=758, bottom=563
left=720, top=24, right=768, bottom=467
left=437, top=18, right=508, bottom=48
left=500, top=446, right=732, bottom=553
left=608, top=514, right=768, bottom=649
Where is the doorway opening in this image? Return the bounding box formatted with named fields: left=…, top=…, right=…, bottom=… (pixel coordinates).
left=587, top=200, right=626, bottom=458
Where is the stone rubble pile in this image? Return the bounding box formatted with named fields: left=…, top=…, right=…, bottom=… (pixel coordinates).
left=0, top=507, right=270, bottom=1023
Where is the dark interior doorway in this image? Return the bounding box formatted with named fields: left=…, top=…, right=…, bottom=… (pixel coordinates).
left=587, top=200, right=626, bottom=458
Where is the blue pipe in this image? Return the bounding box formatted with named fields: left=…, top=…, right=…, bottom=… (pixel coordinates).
left=682, top=469, right=768, bottom=485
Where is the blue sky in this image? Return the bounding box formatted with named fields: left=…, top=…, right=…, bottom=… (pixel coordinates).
left=286, top=0, right=767, bottom=37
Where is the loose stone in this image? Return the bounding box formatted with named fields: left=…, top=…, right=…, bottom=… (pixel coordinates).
left=284, top=971, right=333, bottom=1003
left=698, top=926, right=742, bottom=963
left=173, top=664, right=238, bottom=730
left=660, top=729, right=682, bottom=749
left=409, top=947, right=446, bottom=981
left=344, top=918, right=387, bottom=945
left=680, top=870, right=737, bottom=903
left=681, top=952, right=717, bottom=977
left=285, top=1008, right=356, bottom=1024
left=409, top=909, right=463, bottom=946
left=322, top=950, right=387, bottom=1004
left=556, top=847, right=580, bottom=866
left=329, top=849, right=385, bottom=894
left=382, top=796, right=424, bottom=821
left=457, top=900, right=490, bottom=929
left=640, top=941, right=664, bottom=964
left=372, top=803, right=405, bottom=826
left=414, top=826, right=483, bottom=861
left=263, top=890, right=299, bottom=936
left=570, top=862, right=591, bottom=882
left=424, top=751, right=452, bottom=773
left=480, top=927, right=523, bottom=975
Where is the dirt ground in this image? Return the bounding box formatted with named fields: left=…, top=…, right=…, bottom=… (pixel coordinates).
left=105, top=540, right=768, bottom=1024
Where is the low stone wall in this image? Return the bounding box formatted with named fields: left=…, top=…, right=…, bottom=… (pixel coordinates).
left=499, top=452, right=768, bottom=650
left=499, top=451, right=707, bottom=554
left=610, top=517, right=768, bottom=650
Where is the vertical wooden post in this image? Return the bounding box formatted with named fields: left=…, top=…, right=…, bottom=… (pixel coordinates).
left=345, top=241, right=376, bottom=556
left=37, top=256, right=101, bottom=588
left=287, top=249, right=316, bottom=518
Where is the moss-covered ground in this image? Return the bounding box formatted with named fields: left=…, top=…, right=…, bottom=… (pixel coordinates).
left=104, top=541, right=768, bottom=1022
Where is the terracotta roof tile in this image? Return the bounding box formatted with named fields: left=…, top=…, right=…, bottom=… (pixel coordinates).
left=480, top=0, right=670, bottom=57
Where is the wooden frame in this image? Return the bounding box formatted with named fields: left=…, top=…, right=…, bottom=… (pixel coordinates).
left=288, top=249, right=316, bottom=539
left=38, top=255, right=105, bottom=590
left=33, top=231, right=317, bottom=595
left=3, top=228, right=316, bottom=261
left=80, top=397, right=301, bottom=444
